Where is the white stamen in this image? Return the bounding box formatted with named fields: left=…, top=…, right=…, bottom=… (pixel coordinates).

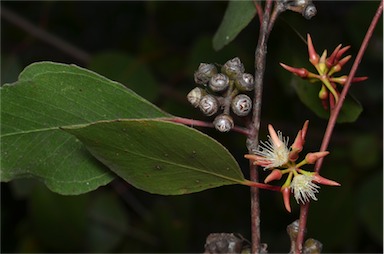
left=290, top=174, right=320, bottom=204
left=254, top=130, right=290, bottom=169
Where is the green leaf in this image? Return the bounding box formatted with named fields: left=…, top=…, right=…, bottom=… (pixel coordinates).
left=293, top=78, right=363, bottom=123
left=213, top=0, right=257, bottom=51
left=1, top=62, right=169, bottom=195
left=63, top=119, right=245, bottom=195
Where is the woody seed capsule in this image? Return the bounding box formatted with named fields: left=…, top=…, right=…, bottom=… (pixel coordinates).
left=213, top=114, right=234, bottom=132
left=303, top=3, right=317, bottom=19
left=235, top=73, right=254, bottom=91
left=199, top=94, right=219, bottom=116
left=187, top=87, right=205, bottom=108
left=231, top=94, right=252, bottom=116
left=221, top=57, right=245, bottom=79
left=209, top=73, right=229, bottom=92
left=194, top=63, right=218, bottom=85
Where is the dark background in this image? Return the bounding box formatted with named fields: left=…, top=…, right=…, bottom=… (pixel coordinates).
left=1, top=1, right=382, bottom=253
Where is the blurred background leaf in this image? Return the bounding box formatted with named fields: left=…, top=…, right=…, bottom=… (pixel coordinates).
left=88, top=51, right=160, bottom=102
left=292, top=77, right=363, bottom=122
left=1, top=1, right=382, bottom=252
left=212, top=0, right=257, bottom=51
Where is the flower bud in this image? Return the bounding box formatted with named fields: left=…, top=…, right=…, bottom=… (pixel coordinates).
left=301, top=120, right=309, bottom=141
left=289, top=130, right=303, bottom=161
left=280, top=63, right=309, bottom=78
left=312, top=173, right=341, bottom=186
left=235, top=73, right=254, bottom=91
left=209, top=73, right=229, bottom=92
left=264, top=169, right=283, bottom=183
left=318, top=50, right=328, bottom=74
left=221, top=57, right=245, bottom=79
left=194, top=63, right=217, bottom=85
left=328, top=55, right=351, bottom=76
left=335, top=45, right=351, bottom=61
left=305, top=151, right=329, bottom=164
left=330, top=75, right=368, bottom=85
left=318, top=85, right=328, bottom=100
left=187, top=87, right=205, bottom=108
left=231, top=94, right=252, bottom=116
left=199, top=94, right=219, bottom=116
left=307, top=34, right=319, bottom=66
left=326, top=44, right=342, bottom=67
left=213, top=114, right=234, bottom=132
left=281, top=187, right=292, bottom=213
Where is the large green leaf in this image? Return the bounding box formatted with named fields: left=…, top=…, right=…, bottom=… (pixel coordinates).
left=213, top=0, right=257, bottom=51
left=63, top=119, right=246, bottom=195
left=1, top=62, right=169, bottom=194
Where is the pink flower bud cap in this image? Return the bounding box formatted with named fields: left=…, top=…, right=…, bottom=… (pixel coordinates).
left=264, top=169, right=283, bottom=184
left=312, top=173, right=341, bottom=186
left=305, top=151, right=330, bottom=164
left=307, top=34, right=319, bottom=65
left=281, top=187, right=292, bottom=213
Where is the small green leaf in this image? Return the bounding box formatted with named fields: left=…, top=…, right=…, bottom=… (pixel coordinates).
left=293, top=78, right=363, bottom=123
left=63, top=119, right=245, bottom=195
left=213, top=0, right=257, bottom=51
left=1, top=62, right=169, bottom=195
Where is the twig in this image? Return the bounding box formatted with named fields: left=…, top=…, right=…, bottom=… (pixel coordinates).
left=253, top=0, right=264, bottom=24
left=295, top=1, right=383, bottom=252
left=247, top=1, right=273, bottom=253
left=169, top=117, right=250, bottom=136
left=1, top=5, right=90, bottom=63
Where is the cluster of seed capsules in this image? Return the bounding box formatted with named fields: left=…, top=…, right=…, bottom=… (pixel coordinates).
left=187, top=57, right=254, bottom=132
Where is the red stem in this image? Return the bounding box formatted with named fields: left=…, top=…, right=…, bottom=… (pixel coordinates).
left=254, top=1, right=264, bottom=24
left=244, top=180, right=282, bottom=192
left=169, top=117, right=250, bottom=136
left=295, top=1, right=383, bottom=253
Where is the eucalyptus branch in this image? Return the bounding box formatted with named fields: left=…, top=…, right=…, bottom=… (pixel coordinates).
left=253, top=0, right=264, bottom=24
left=268, top=1, right=286, bottom=33
left=247, top=1, right=274, bottom=253
left=295, top=1, right=383, bottom=252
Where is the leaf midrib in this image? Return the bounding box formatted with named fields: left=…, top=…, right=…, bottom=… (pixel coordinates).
left=84, top=137, right=245, bottom=184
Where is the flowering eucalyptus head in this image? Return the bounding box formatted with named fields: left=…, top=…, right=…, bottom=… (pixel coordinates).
left=247, top=124, right=290, bottom=169
left=245, top=121, right=340, bottom=212
left=280, top=34, right=367, bottom=110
